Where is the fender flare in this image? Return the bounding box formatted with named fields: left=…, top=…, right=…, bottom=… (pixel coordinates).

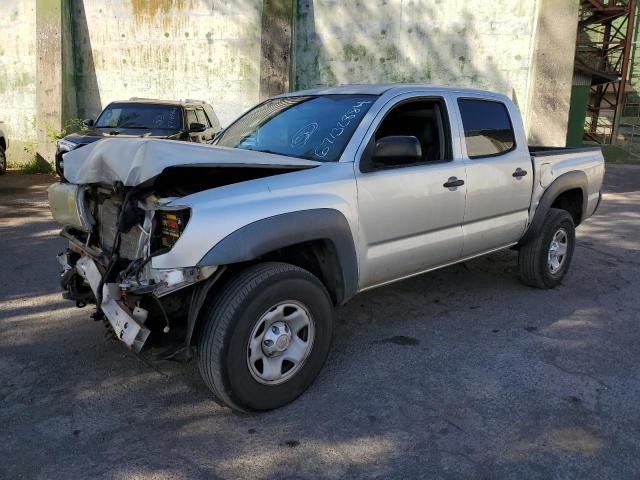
left=520, top=170, right=588, bottom=245
left=197, top=208, right=359, bottom=302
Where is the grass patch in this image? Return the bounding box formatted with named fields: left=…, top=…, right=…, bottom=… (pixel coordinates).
left=600, top=145, right=640, bottom=165
left=11, top=155, right=54, bottom=174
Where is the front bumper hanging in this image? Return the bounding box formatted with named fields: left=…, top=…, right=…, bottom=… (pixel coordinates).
left=76, top=256, right=151, bottom=352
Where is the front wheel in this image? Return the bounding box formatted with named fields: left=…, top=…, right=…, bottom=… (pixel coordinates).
left=519, top=208, right=576, bottom=288
left=198, top=262, right=334, bottom=411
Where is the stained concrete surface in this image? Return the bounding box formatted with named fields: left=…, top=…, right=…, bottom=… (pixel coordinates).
left=1, top=166, right=639, bottom=479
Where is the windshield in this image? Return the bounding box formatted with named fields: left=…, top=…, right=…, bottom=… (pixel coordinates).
left=215, top=95, right=376, bottom=162
left=95, top=103, right=183, bottom=130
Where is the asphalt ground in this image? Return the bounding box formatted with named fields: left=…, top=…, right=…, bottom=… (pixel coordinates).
left=1, top=166, right=639, bottom=479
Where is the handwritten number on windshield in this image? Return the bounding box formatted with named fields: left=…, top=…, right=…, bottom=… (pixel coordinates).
left=314, top=101, right=372, bottom=159
left=291, top=122, right=319, bottom=147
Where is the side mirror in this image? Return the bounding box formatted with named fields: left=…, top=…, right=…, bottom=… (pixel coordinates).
left=189, top=122, right=206, bottom=133
left=372, top=136, right=422, bottom=167
left=82, top=118, right=94, bottom=128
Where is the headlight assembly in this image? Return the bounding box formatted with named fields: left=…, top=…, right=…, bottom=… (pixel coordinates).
left=156, top=209, right=191, bottom=248
left=57, top=139, right=78, bottom=153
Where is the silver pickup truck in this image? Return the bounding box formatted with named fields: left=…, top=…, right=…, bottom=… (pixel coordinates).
left=48, top=85, right=604, bottom=411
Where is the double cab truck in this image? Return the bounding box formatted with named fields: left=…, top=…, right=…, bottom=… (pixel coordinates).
left=48, top=84, right=604, bottom=411
left=55, top=98, right=221, bottom=176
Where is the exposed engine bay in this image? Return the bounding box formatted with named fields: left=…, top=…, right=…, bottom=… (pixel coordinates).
left=49, top=162, right=312, bottom=356
left=50, top=177, right=209, bottom=353
left=48, top=138, right=320, bottom=357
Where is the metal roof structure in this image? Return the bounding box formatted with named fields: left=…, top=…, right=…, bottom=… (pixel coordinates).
left=575, top=0, right=638, bottom=143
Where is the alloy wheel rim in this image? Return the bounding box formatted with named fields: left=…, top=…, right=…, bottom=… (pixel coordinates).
left=247, top=301, right=315, bottom=385
left=548, top=228, right=568, bottom=274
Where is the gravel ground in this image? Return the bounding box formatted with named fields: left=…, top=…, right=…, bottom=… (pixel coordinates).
left=1, top=166, right=639, bottom=479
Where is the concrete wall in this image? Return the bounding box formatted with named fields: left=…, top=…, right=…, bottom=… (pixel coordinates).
left=295, top=0, right=541, bottom=121
left=259, top=0, right=294, bottom=99
left=1, top=0, right=581, bottom=166
left=526, top=0, right=580, bottom=146
left=37, top=0, right=78, bottom=163
left=71, top=0, right=264, bottom=125
left=0, top=0, right=37, bottom=164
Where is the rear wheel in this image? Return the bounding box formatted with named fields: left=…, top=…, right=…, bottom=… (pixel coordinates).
left=198, top=262, right=334, bottom=411
left=519, top=208, right=576, bottom=288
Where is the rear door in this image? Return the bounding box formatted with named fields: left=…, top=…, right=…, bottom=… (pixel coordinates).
left=355, top=93, right=467, bottom=289
left=454, top=96, right=534, bottom=257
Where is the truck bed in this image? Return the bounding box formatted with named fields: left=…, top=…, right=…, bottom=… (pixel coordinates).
left=527, top=145, right=605, bottom=230
left=529, top=145, right=602, bottom=157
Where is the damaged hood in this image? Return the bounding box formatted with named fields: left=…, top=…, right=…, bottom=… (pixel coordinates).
left=62, top=138, right=321, bottom=186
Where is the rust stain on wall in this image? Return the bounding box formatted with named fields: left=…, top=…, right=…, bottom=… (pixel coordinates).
left=130, top=0, right=191, bottom=25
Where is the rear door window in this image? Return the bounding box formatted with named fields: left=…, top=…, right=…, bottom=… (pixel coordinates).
left=458, top=99, right=515, bottom=158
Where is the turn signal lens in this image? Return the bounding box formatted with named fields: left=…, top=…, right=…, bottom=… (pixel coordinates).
left=158, top=209, right=190, bottom=248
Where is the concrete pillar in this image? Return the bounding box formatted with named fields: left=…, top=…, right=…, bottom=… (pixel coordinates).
left=36, top=0, right=76, bottom=164
left=259, top=0, right=294, bottom=100
left=526, top=0, right=580, bottom=147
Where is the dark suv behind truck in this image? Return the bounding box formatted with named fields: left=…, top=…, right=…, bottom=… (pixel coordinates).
left=56, top=98, right=221, bottom=176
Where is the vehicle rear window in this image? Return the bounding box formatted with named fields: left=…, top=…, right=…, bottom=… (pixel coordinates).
left=458, top=99, right=515, bottom=158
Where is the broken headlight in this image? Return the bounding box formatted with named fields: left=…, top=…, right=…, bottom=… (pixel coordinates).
left=48, top=182, right=94, bottom=231
left=155, top=208, right=190, bottom=249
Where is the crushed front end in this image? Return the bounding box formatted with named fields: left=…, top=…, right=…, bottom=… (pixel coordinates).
left=48, top=181, right=217, bottom=354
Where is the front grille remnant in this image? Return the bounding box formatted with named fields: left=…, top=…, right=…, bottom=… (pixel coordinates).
left=98, top=198, right=144, bottom=260
left=99, top=198, right=119, bottom=253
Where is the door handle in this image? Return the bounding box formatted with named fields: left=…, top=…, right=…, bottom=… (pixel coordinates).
left=443, top=177, right=465, bottom=188
left=512, top=168, right=528, bottom=178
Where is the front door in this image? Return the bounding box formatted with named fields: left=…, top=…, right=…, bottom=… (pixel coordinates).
left=185, top=109, right=203, bottom=143
left=196, top=107, right=216, bottom=142
left=355, top=96, right=467, bottom=289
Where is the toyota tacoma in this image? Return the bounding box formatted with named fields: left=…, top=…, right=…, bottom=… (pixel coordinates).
left=48, top=85, right=604, bottom=411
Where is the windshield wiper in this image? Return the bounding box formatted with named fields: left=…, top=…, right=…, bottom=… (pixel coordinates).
left=120, top=125, right=151, bottom=129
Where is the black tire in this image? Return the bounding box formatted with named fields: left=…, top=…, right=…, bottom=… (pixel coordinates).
left=0, top=147, right=6, bottom=175
left=519, top=208, right=575, bottom=289
left=198, top=262, right=334, bottom=412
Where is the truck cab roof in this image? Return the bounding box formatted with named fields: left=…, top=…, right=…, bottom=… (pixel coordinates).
left=274, top=83, right=510, bottom=101
left=123, top=98, right=212, bottom=107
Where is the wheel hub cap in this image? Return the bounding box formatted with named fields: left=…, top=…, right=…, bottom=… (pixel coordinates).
left=262, top=321, right=291, bottom=356
left=548, top=228, right=568, bottom=274
left=247, top=301, right=315, bottom=385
